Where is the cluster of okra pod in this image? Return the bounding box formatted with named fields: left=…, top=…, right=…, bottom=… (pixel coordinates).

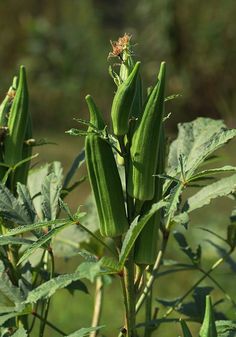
left=85, top=34, right=166, bottom=265
left=0, top=66, right=33, bottom=191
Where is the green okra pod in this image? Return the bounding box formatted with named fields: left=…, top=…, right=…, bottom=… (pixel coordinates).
left=4, top=66, right=29, bottom=167
left=134, top=128, right=165, bottom=265
left=111, top=61, right=141, bottom=136
left=199, top=295, right=217, bottom=337
left=85, top=95, right=128, bottom=237
left=0, top=76, right=18, bottom=180
left=128, top=62, right=166, bottom=201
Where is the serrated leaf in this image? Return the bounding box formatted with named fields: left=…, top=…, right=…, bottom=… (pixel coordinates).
left=100, top=256, right=120, bottom=273
left=168, top=118, right=236, bottom=179
left=63, top=149, right=85, bottom=189
left=65, top=325, right=105, bottom=337
left=16, top=183, right=37, bottom=223
left=184, top=174, right=236, bottom=213
left=2, top=218, right=69, bottom=237
left=188, top=166, right=236, bottom=182
left=164, top=183, right=184, bottom=227
left=0, top=236, right=34, bottom=246
left=17, top=221, right=73, bottom=265
left=24, top=261, right=101, bottom=304
left=119, top=200, right=167, bottom=267
left=41, top=172, right=62, bottom=220
left=216, top=320, right=236, bottom=337
left=0, top=183, right=32, bottom=225
left=11, top=326, right=28, bottom=337
left=199, top=295, right=217, bottom=337
left=0, top=261, right=24, bottom=306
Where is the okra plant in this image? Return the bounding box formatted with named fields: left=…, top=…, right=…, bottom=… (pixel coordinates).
left=0, top=34, right=236, bottom=337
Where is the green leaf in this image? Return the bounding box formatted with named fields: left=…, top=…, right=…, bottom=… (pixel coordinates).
left=65, top=326, right=105, bottom=337
left=168, top=118, right=236, bottom=179
left=24, top=261, right=102, bottom=304
left=199, top=295, right=217, bottom=337
left=216, top=320, right=236, bottom=337
left=188, top=166, right=236, bottom=182
left=0, top=236, right=34, bottom=246
left=180, top=319, right=193, bottom=337
left=17, top=221, right=73, bottom=265
left=184, top=174, right=236, bottom=213
left=119, top=200, right=167, bottom=267
left=41, top=172, right=62, bottom=220
left=2, top=218, right=69, bottom=236
left=100, top=256, right=120, bottom=273
left=16, top=183, right=37, bottom=223
left=0, top=261, right=24, bottom=306
left=11, top=326, right=28, bottom=337
left=0, top=183, right=32, bottom=225
left=63, top=148, right=85, bottom=189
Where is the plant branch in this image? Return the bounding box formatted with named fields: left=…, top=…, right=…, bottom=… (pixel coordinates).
left=90, top=276, right=104, bottom=337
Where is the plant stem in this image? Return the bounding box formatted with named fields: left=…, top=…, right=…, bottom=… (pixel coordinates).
left=90, top=276, right=104, bottom=337
left=124, top=253, right=136, bottom=337
left=144, top=269, right=153, bottom=337
left=118, top=135, right=136, bottom=337
left=39, top=250, right=55, bottom=337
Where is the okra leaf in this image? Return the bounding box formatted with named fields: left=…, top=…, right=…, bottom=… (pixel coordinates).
left=119, top=200, right=167, bottom=268
left=168, top=118, right=236, bottom=178
left=17, top=221, right=72, bottom=265
left=63, top=148, right=85, bottom=189
left=24, top=261, right=102, bottom=304
left=0, top=261, right=24, bottom=306
left=17, top=183, right=37, bottom=223
left=2, top=218, right=70, bottom=236
left=216, top=320, right=236, bottom=337
left=0, top=236, right=34, bottom=246
left=65, top=326, right=105, bottom=337
left=183, top=174, right=236, bottom=213
left=41, top=172, right=62, bottom=220
left=188, top=165, right=236, bottom=183
left=0, top=183, right=32, bottom=225
left=11, top=326, right=28, bottom=337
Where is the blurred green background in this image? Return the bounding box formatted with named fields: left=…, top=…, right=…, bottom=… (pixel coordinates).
left=1, top=0, right=236, bottom=336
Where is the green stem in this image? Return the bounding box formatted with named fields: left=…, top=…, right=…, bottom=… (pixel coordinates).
left=124, top=253, right=136, bottom=337
left=118, top=135, right=136, bottom=337
left=39, top=250, right=55, bottom=337
left=144, top=269, right=153, bottom=337
left=89, top=276, right=104, bottom=337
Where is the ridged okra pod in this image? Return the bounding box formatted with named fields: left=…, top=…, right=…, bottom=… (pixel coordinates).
left=134, top=128, right=165, bottom=265
left=128, top=62, right=166, bottom=200
left=0, top=77, right=17, bottom=180
left=85, top=95, right=128, bottom=237
left=111, top=61, right=140, bottom=136
left=4, top=66, right=29, bottom=167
